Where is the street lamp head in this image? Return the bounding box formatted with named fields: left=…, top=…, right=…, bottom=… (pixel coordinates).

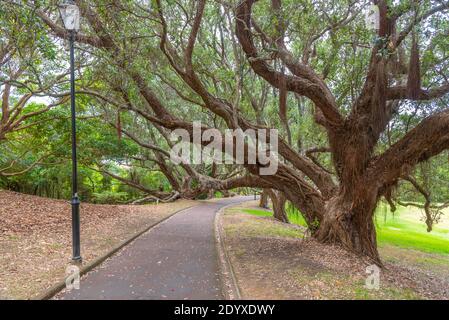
left=59, top=0, right=80, bottom=32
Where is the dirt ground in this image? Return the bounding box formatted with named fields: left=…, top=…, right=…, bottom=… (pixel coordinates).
left=221, top=201, right=449, bottom=300
left=0, top=189, right=197, bottom=299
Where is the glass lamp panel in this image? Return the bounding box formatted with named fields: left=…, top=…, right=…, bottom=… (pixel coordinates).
left=61, top=4, right=80, bottom=31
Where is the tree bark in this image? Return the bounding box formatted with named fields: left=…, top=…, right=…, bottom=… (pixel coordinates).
left=259, top=189, right=269, bottom=208
left=221, top=190, right=231, bottom=198
left=315, top=186, right=381, bottom=265
left=206, top=189, right=215, bottom=199
left=267, top=189, right=289, bottom=223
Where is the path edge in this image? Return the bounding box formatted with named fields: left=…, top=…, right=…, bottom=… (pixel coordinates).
left=214, top=203, right=243, bottom=300
left=34, top=204, right=197, bottom=300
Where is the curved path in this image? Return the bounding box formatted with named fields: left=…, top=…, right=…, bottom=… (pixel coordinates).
left=61, top=196, right=252, bottom=300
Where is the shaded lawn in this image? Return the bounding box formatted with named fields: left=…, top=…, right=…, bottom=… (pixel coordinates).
left=242, top=208, right=307, bottom=226
left=242, top=203, right=449, bottom=255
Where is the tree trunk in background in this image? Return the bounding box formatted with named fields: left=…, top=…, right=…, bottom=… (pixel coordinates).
left=267, top=189, right=289, bottom=223
left=206, top=189, right=215, bottom=199
left=222, top=190, right=231, bottom=198
left=259, top=189, right=269, bottom=208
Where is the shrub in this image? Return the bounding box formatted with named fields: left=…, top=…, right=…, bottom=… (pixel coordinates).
left=91, top=191, right=129, bottom=204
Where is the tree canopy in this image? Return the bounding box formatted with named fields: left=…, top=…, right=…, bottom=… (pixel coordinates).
left=0, top=0, right=448, bottom=264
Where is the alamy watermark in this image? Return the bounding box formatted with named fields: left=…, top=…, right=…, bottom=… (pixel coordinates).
left=365, top=4, right=380, bottom=30
left=365, top=264, right=380, bottom=290
left=65, top=265, right=80, bottom=291
left=169, top=121, right=279, bottom=175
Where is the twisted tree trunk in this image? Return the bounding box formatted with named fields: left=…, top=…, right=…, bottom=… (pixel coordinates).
left=266, top=189, right=289, bottom=223
left=315, top=189, right=380, bottom=264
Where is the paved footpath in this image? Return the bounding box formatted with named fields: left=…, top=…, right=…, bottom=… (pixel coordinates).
left=61, top=196, right=252, bottom=300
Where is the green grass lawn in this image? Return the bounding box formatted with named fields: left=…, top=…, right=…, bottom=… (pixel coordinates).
left=375, top=203, right=449, bottom=254
left=242, top=203, right=449, bottom=255
left=242, top=208, right=307, bottom=226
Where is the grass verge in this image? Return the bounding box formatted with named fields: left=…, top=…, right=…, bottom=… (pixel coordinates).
left=223, top=201, right=449, bottom=299
left=243, top=202, right=449, bottom=254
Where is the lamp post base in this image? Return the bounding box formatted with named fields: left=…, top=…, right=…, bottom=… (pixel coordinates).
left=71, top=256, right=82, bottom=264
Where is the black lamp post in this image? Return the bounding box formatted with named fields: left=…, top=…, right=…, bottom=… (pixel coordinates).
left=59, top=0, right=82, bottom=263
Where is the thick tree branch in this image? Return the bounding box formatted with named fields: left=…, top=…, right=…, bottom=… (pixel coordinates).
left=373, top=108, right=449, bottom=185
left=387, top=84, right=449, bottom=101
left=235, top=0, right=343, bottom=128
